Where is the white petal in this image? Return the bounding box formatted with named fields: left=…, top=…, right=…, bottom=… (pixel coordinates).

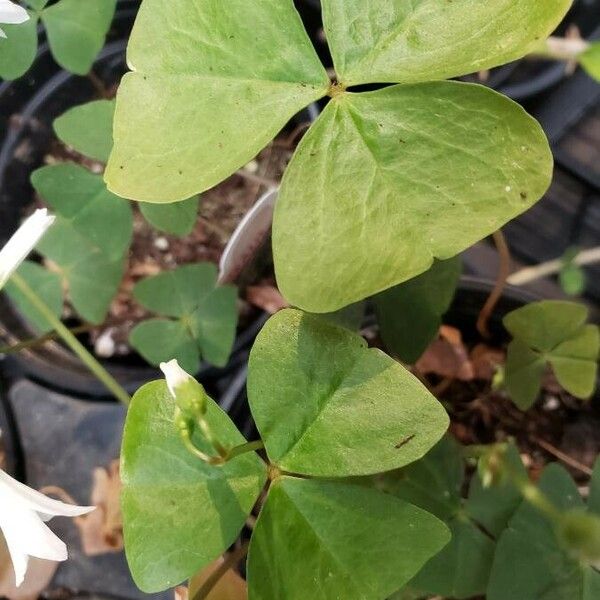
left=0, top=470, right=94, bottom=518
left=8, top=546, right=28, bottom=588
left=0, top=209, right=55, bottom=290
left=160, top=359, right=192, bottom=398
left=0, top=1, right=29, bottom=25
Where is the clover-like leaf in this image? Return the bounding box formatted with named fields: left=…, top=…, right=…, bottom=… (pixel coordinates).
left=247, top=477, right=450, bottom=600
left=131, top=264, right=238, bottom=369
left=41, top=0, right=117, bottom=75
left=0, top=12, right=38, bottom=80
left=376, top=438, right=524, bottom=599
left=36, top=219, right=124, bottom=324
left=121, top=381, right=267, bottom=593
left=321, top=0, right=570, bottom=86
left=580, top=42, right=600, bottom=82
left=247, top=309, right=448, bottom=477
left=274, top=82, right=552, bottom=312
left=504, top=301, right=600, bottom=409
left=105, top=0, right=329, bottom=202
left=32, top=164, right=132, bottom=260
left=4, top=260, right=62, bottom=334
left=54, top=99, right=115, bottom=163
left=374, top=258, right=462, bottom=363
left=139, top=197, right=199, bottom=237
left=488, top=463, right=600, bottom=600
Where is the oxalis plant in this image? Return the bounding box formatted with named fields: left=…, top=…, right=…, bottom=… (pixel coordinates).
left=122, top=308, right=452, bottom=597
left=106, top=0, right=570, bottom=313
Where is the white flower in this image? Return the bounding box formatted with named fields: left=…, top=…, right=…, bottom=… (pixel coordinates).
left=0, top=469, right=94, bottom=587
left=0, top=0, right=29, bottom=39
left=160, top=359, right=192, bottom=398
left=0, top=208, right=55, bottom=290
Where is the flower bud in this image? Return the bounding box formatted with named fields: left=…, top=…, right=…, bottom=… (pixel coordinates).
left=556, top=510, right=600, bottom=568
left=160, top=359, right=207, bottom=417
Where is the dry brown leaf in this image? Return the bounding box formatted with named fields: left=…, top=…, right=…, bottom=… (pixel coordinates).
left=184, top=557, right=248, bottom=600
left=416, top=326, right=474, bottom=381
left=470, top=343, right=505, bottom=381
left=245, top=284, right=288, bottom=314
left=0, top=534, right=58, bottom=600
left=75, top=460, right=123, bottom=555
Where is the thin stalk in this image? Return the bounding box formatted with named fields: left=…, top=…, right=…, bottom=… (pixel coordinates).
left=508, top=246, right=600, bottom=286
left=0, top=324, right=93, bottom=355
left=477, top=230, right=511, bottom=339
left=225, top=440, right=264, bottom=461
left=531, top=35, right=589, bottom=62
left=191, top=542, right=249, bottom=600
left=10, top=273, right=131, bottom=405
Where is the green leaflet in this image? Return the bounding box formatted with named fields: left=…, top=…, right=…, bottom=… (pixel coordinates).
left=120, top=381, right=267, bottom=593
left=139, top=197, right=200, bottom=237
left=32, top=164, right=132, bottom=261
left=4, top=261, right=62, bottom=334
left=487, top=462, right=600, bottom=600
left=105, top=0, right=329, bottom=202
left=247, top=309, right=448, bottom=477
left=503, top=301, right=600, bottom=409
left=274, top=83, right=552, bottom=312
left=54, top=100, right=116, bottom=163
left=0, top=0, right=116, bottom=80
left=376, top=437, right=525, bottom=599
left=321, top=0, right=570, bottom=86
left=374, top=257, right=462, bottom=363
left=580, top=42, right=600, bottom=82
left=247, top=477, right=450, bottom=600
left=130, top=263, right=238, bottom=371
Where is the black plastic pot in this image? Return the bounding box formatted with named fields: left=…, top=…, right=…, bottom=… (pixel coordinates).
left=0, top=376, right=23, bottom=478
left=0, top=5, right=266, bottom=398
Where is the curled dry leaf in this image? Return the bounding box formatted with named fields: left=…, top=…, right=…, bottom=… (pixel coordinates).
left=176, top=557, right=248, bottom=600
left=245, top=283, right=289, bottom=314
left=0, top=534, right=58, bottom=600
left=415, top=325, right=474, bottom=381
left=75, top=460, right=123, bottom=555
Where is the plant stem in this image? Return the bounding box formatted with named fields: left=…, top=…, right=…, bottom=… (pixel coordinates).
left=9, top=273, right=131, bottom=406
left=531, top=35, right=589, bottom=62
left=507, top=246, right=600, bottom=286
left=0, top=324, right=93, bottom=355
left=191, top=542, right=249, bottom=600
left=477, top=229, right=511, bottom=339
left=225, top=440, right=264, bottom=461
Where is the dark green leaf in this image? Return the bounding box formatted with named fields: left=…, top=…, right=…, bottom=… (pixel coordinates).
left=0, top=13, right=38, bottom=80
left=374, top=258, right=461, bottom=363
left=139, top=197, right=200, bottom=237
left=121, top=380, right=267, bottom=593
left=247, top=477, right=450, bottom=600
left=53, top=100, right=115, bottom=163
left=247, top=309, right=448, bottom=477
left=4, top=261, right=62, bottom=334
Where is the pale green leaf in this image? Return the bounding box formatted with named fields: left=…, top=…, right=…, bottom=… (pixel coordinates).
left=247, top=477, right=450, bottom=600
left=129, top=319, right=200, bottom=374
left=36, top=219, right=123, bottom=323
left=139, top=197, right=200, bottom=237
left=488, top=464, right=599, bottom=600
left=31, top=164, right=132, bottom=261
left=105, top=0, right=329, bottom=202
left=53, top=100, right=115, bottom=162
left=321, top=0, right=570, bottom=86
left=4, top=261, right=62, bottom=334
left=580, top=43, right=600, bottom=82
left=247, top=309, right=448, bottom=477
left=0, top=13, right=38, bottom=80
left=274, top=82, right=552, bottom=312
left=374, top=258, right=461, bottom=363
left=121, top=381, right=266, bottom=593
left=41, top=0, right=117, bottom=74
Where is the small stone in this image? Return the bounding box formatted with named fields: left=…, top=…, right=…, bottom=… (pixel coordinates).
left=243, top=159, right=259, bottom=173
left=154, top=237, right=169, bottom=251
left=544, top=396, right=561, bottom=411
